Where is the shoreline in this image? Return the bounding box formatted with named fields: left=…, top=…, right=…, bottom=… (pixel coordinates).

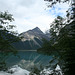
left=17, top=50, right=37, bottom=51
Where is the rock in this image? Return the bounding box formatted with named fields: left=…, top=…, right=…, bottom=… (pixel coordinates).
left=40, top=64, right=63, bottom=75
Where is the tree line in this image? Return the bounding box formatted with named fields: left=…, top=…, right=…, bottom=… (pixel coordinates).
left=0, top=11, right=20, bottom=70
left=38, top=0, right=75, bottom=75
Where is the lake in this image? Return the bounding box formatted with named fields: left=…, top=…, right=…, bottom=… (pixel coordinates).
left=6, top=50, right=58, bottom=70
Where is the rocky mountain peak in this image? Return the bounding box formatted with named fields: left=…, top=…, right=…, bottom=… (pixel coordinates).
left=33, top=27, right=40, bottom=30
left=13, top=27, right=51, bottom=50
left=19, top=27, right=50, bottom=41
left=32, top=27, right=43, bottom=34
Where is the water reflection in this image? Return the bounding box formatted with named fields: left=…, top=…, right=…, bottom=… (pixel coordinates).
left=6, top=51, right=53, bottom=70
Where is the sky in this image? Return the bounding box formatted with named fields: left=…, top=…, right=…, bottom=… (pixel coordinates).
left=0, top=0, right=69, bottom=33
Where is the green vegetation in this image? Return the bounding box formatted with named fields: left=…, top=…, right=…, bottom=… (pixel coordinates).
left=38, top=0, right=75, bottom=75
left=0, top=11, right=19, bottom=70
left=12, top=37, right=43, bottom=50
left=30, top=66, right=40, bottom=75
left=38, top=17, right=75, bottom=75
left=0, top=1, right=75, bottom=75
left=37, top=38, right=55, bottom=55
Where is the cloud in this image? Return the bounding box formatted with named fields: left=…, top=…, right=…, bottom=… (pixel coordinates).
left=0, top=0, right=69, bottom=33
left=47, top=2, right=69, bottom=17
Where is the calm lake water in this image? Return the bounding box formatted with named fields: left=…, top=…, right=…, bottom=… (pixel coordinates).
left=6, top=50, right=58, bottom=70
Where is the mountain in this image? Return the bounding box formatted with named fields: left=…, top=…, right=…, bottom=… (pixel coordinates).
left=19, top=27, right=50, bottom=41
left=12, top=27, right=50, bottom=50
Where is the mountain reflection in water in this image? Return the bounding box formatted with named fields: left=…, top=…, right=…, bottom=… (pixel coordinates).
left=6, top=50, right=56, bottom=70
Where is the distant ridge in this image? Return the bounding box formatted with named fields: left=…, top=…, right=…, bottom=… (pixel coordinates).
left=12, top=27, right=50, bottom=50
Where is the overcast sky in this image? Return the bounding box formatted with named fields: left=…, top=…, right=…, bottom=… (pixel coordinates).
left=0, top=0, right=69, bottom=33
